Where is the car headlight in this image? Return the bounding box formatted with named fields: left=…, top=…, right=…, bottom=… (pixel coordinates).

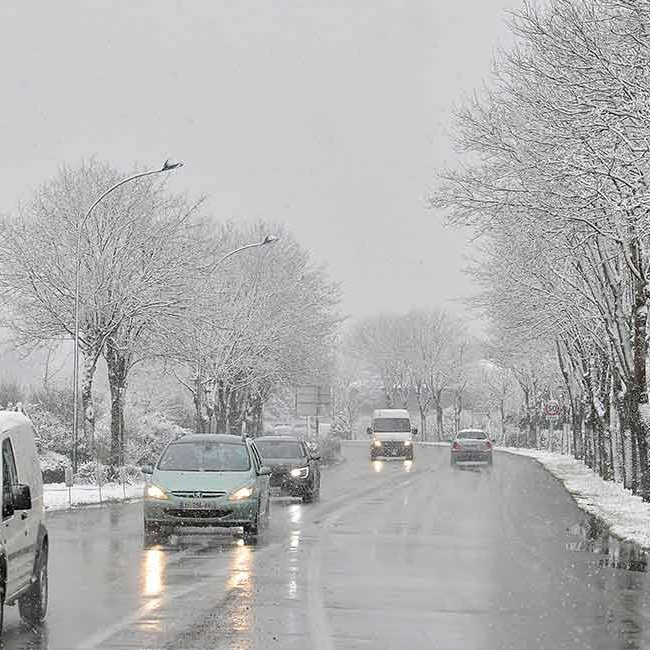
left=404, top=440, right=412, bottom=446
left=230, top=485, right=255, bottom=501
left=373, top=440, right=382, bottom=448
left=145, top=484, right=168, bottom=500
left=290, top=466, right=309, bottom=479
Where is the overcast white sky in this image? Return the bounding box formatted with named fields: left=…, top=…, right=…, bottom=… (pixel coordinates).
left=0, top=1, right=515, bottom=321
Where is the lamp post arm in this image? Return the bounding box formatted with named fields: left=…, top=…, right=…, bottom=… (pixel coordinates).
left=206, top=241, right=270, bottom=274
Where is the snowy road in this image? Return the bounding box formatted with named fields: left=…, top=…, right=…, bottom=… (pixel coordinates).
left=3, top=443, right=650, bottom=649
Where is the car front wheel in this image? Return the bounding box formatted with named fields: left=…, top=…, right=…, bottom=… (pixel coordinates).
left=243, top=503, right=261, bottom=537
left=19, top=543, right=48, bottom=624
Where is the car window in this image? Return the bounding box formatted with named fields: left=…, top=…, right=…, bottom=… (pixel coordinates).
left=457, top=431, right=488, bottom=440
left=2, top=438, right=18, bottom=520
left=250, top=443, right=263, bottom=470
left=157, top=441, right=251, bottom=472
left=255, top=440, right=307, bottom=460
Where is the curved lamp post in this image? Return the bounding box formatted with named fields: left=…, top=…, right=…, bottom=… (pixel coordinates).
left=205, top=235, right=278, bottom=274
left=196, top=234, right=279, bottom=433
left=72, top=160, right=183, bottom=472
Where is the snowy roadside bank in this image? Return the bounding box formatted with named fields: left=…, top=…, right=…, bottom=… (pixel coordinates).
left=44, top=482, right=144, bottom=512
left=498, top=447, right=650, bottom=548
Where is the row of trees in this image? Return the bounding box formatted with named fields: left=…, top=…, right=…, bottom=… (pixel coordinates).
left=0, top=160, right=339, bottom=467
left=341, top=309, right=498, bottom=441
left=434, top=0, right=650, bottom=497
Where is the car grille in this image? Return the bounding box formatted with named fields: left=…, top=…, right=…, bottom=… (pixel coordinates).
left=165, top=508, right=231, bottom=519
left=169, top=491, right=226, bottom=499
left=376, top=442, right=409, bottom=454
left=270, top=473, right=287, bottom=487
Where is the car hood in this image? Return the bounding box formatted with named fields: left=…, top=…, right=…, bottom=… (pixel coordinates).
left=262, top=458, right=308, bottom=469
left=151, top=469, right=255, bottom=493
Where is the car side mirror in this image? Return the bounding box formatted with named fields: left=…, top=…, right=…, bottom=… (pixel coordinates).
left=11, top=484, right=31, bottom=511
left=258, top=466, right=272, bottom=476
left=141, top=464, right=154, bottom=475
left=411, top=427, right=418, bottom=435
left=312, top=454, right=321, bottom=461
left=366, top=427, right=372, bottom=436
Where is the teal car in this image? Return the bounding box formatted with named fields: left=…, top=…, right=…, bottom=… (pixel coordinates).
left=142, top=434, right=271, bottom=543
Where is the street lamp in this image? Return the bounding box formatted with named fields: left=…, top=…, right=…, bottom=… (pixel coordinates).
left=193, top=235, right=279, bottom=433
left=71, top=160, right=184, bottom=472
left=204, top=235, right=279, bottom=274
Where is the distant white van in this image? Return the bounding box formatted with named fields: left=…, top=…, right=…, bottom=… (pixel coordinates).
left=367, top=409, right=417, bottom=460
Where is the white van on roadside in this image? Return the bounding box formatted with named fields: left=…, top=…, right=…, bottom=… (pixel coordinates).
left=367, top=409, right=417, bottom=460
left=0, top=409, right=49, bottom=632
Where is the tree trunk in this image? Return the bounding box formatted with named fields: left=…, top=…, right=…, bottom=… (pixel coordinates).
left=227, top=388, right=245, bottom=434
left=500, top=400, right=506, bottom=444
left=80, top=351, right=98, bottom=460
left=215, top=380, right=228, bottom=433
left=105, top=338, right=129, bottom=468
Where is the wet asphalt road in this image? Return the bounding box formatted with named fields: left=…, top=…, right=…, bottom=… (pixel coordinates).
left=3, top=443, right=650, bottom=649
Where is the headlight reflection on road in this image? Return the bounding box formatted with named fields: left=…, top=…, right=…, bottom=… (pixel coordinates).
left=288, top=531, right=300, bottom=599
left=143, top=548, right=165, bottom=597
left=226, top=543, right=254, bottom=636
left=372, top=460, right=384, bottom=473
left=289, top=504, right=302, bottom=524
left=403, top=460, right=413, bottom=472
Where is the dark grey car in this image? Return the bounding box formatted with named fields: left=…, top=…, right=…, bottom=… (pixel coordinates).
left=450, top=429, right=493, bottom=465
left=254, top=436, right=321, bottom=503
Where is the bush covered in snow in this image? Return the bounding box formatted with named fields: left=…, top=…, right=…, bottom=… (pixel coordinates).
left=39, top=449, right=71, bottom=484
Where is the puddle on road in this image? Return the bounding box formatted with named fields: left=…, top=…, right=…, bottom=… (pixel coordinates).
left=567, top=515, right=649, bottom=572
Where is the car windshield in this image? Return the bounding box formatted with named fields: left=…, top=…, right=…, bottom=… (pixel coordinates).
left=457, top=431, right=488, bottom=440
left=157, top=441, right=251, bottom=472
left=255, top=440, right=306, bottom=459
left=373, top=418, right=410, bottom=433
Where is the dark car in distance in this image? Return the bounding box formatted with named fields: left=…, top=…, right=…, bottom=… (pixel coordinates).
left=450, top=429, right=493, bottom=466
left=254, top=436, right=321, bottom=503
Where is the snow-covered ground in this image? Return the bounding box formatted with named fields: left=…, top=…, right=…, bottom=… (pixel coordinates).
left=44, top=482, right=144, bottom=512
left=499, top=447, right=650, bottom=548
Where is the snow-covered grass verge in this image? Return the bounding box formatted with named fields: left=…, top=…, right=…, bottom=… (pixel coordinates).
left=44, top=482, right=144, bottom=512
left=499, top=447, right=650, bottom=548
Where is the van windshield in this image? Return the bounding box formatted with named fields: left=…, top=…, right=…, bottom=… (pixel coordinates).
left=373, top=418, right=410, bottom=433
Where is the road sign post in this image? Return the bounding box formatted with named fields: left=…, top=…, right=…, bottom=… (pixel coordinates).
left=543, top=400, right=561, bottom=451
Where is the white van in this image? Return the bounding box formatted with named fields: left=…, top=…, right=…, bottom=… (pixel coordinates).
left=0, top=410, right=48, bottom=632
left=367, top=409, right=417, bottom=460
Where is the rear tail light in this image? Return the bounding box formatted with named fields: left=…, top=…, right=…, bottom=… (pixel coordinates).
left=452, top=441, right=461, bottom=450
left=485, top=440, right=492, bottom=450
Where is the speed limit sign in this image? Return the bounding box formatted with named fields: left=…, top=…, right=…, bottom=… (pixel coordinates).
left=544, top=400, right=561, bottom=418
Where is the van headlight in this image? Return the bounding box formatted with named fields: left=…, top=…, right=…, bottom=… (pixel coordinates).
left=404, top=440, right=412, bottom=446
left=230, top=485, right=255, bottom=501
left=145, top=485, right=168, bottom=500
left=290, top=467, right=309, bottom=479
left=373, top=440, right=382, bottom=448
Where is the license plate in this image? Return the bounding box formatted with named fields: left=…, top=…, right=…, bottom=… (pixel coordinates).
left=178, top=500, right=211, bottom=509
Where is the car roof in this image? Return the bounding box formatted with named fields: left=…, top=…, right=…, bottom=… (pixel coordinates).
left=170, top=433, right=246, bottom=444
left=0, top=411, right=32, bottom=434
left=254, top=436, right=303, bottom=442
left=372, top=409, right=409, bottom=418
left=456, top=429, right=487, bottom=435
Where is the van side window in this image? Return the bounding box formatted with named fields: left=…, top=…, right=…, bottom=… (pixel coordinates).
left=2, top=439, right=18, bottom=520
